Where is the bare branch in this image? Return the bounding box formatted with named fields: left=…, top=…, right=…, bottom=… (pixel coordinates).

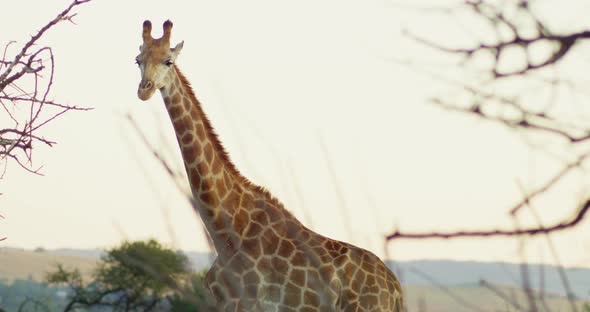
left=0, top=0, right=92, bottom=89
left=406, top=1, right=590, bottom=78
left=0, top=0, right=92, bottom=179
left=388, top=1, right=590, bottom=245
left=432, top=91, right=590, bottom=144
left=0, top=212, right=5, bottom=241
left=386, top=198, right=590, bottom=241
left=0, top=96, right=92, bottom=111
left=509, top=153, right=590, bottom=215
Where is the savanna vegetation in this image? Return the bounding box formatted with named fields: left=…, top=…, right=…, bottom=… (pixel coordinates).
left=0, top=239, right=213, bottom=312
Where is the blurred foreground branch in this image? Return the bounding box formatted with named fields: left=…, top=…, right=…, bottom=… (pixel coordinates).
left=387, top=0, right=590, bottom=242
left=405, top=0, right=590, bottom=78
left=386, top=199, right=590, bottom=241
left=403, top=0, right=590, bottom=143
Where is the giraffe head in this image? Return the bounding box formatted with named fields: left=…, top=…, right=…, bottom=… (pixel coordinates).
left=136, top=20, right=184, bottom=101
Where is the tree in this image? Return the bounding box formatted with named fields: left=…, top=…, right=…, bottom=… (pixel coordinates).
left=0, top=0, right=92, bottom=179
left=46, top=239, right=191, bottom=312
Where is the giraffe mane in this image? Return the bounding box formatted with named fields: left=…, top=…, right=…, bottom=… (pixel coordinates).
left=174, top=65, right=289, bottom=211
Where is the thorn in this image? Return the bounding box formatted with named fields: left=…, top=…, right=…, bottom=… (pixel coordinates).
left=63, top=13, right=79, bottom=25
left=471, top=105, right=482, bottom=114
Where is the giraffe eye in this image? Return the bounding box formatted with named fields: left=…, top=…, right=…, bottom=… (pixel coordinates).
left=165, top=60, right=173, bottom=67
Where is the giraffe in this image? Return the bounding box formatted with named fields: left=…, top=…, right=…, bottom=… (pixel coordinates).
left=136, top=20, right=403, bottom=311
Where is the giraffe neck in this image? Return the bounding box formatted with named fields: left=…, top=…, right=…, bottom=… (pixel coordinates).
left=160, top=65, right=245, bottom=252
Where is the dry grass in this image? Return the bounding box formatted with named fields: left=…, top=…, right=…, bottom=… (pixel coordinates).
left=404, top=284, right=590, bottom=312
left=0, top=248, right=97, bottom=282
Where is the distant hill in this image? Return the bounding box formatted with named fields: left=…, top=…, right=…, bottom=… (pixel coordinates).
left=390, top=260, right=590, bottom=300
left=46, top=247, right=104, bottom=259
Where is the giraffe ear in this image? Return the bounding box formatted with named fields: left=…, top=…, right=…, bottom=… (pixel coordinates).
left=171, top=41, right=184, bottom=59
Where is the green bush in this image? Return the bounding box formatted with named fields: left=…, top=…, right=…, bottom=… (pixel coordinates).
left=46, top=239, right=192, bottom=311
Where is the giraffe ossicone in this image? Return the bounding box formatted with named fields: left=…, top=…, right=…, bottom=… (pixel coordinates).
left=136, top=19, right=403, bottom=311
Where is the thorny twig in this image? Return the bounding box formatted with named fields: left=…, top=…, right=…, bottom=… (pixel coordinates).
left=0, top=0, right=92, bottom=179
left=0, top=0, right=91, bottom=88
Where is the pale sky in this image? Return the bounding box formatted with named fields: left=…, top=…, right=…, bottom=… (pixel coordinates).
left=1, top=0, right=589, bottom=268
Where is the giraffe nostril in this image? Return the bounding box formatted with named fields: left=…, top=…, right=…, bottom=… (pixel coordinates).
left=141, top=80, right=153, bottom=90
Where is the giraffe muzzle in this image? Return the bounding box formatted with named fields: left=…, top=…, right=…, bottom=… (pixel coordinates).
left=138, top=80, right=155, bottom=101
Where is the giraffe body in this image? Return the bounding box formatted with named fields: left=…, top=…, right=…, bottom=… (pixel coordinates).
left=136, top=20, right=403, bottom=311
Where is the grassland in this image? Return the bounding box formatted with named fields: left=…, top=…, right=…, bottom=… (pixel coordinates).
left=403, top=284, right=589, bottom=312
left=1, top=248, right=588, bottom=311
left=0, top=248, right=96, bottom=282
